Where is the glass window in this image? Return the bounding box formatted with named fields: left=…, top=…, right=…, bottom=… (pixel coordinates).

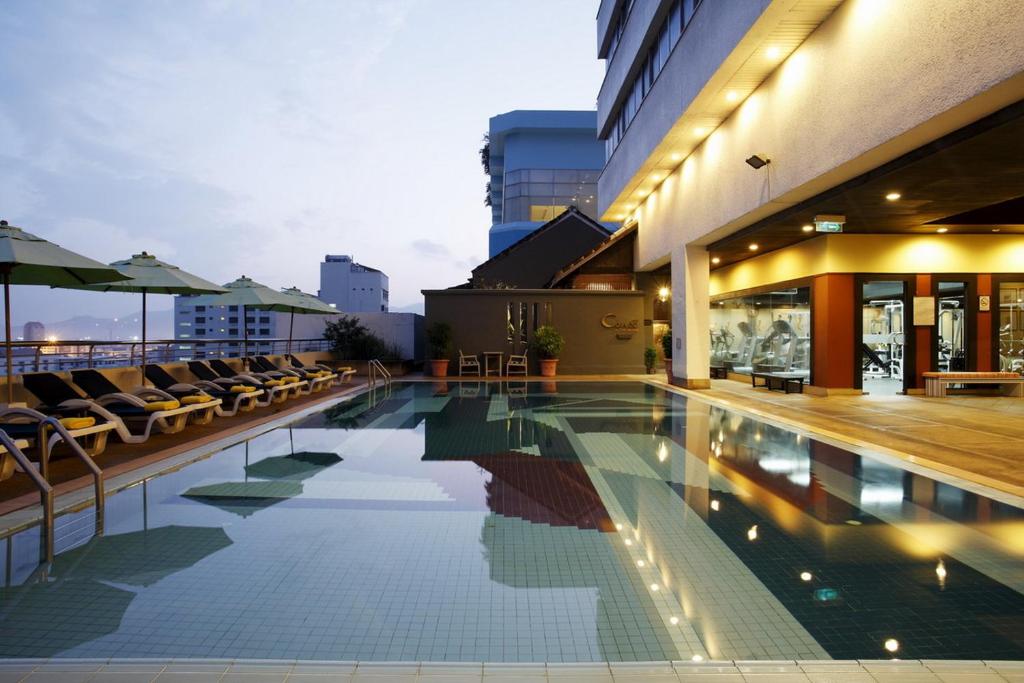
left=506, top=303, right=515, bottom=344
left=519, top=302, right=528, bottom=344
left=999, top=281, right=1024, bottom=372
left=259, top=328, right=270, bottom=335
left=229, top=328, right=238, bottom=336
left=532, top=303, right=540, bottom=332
left=530, top=205, right=568, bottom=221
left=529, top=169, right=554, bottom=182
left=710, top=288, right=812, bottom=379
left=228, top=305, right=238, bottom=312
left=195, top=329, right=205, bottom=336
left=195, top=305, right=206, bottom=312
left=670, top=0, right=682, bottom=42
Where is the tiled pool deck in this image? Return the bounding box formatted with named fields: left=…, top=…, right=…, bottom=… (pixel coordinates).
left=2, top=658, right=1024, bottom=682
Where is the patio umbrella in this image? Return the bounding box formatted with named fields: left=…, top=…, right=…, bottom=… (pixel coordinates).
left=243, top=426, right=342, bottom=480
left=186, top=275, right=301, bottom=364
left=0, top=220, right=131, bottom=403
left=279, top=286, right=337, bottom=354
left=58, top=251, right=227, bottom=384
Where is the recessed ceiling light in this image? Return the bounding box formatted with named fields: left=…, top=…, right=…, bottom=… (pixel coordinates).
left=711, top=257, right=721, bottom=265
left=748, top=243, right=759, bottom=251
left=766, top=46, right=780, bottom=59
left=691, top=655, right=704, bottom=662
left=936, top=227, right=948, bottom=233
left=726, top=90, right=739, bottom=102
left=885, top=192, right=901, bottom=201
left=992, top=228, right=1001, bottom=232
left=694, top=126, right=706, bottom=136
left=670, top=152, right=682, bottom=161
left=802, top=224, right=813, bottom=232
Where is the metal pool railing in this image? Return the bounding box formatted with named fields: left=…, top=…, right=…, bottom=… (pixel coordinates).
left=0, top=337, right=333, bottom=375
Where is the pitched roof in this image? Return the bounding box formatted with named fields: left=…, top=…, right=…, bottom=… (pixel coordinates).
left=547, top=222, right=637, bottom=287
left=472, top=207, right=612, bottom=275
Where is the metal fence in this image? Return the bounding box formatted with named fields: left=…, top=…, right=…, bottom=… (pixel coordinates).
left=0, top=338, right=332, bottom=375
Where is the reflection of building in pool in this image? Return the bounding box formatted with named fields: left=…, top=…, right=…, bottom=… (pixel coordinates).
left=593, top=0, right=1024, bottom=393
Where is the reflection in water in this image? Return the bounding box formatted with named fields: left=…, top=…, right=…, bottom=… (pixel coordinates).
left=0, top=382, right=1022, bottom=661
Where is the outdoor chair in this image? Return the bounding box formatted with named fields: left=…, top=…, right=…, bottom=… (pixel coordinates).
left=506, top=354, right=528, bottom=376
left=253, top=356, right=335, bottom=392
left=459, top=350, right=481, bottom=376
left=22, top=372, right=189, bottom=445
left=145, top=364, right=263, bottom=417
left=0, top=404, right=116, bottom=461
left=71, top=369, right=220, bottom=426
left=286, top=354, right=356, bottom=384
left=187, top=361, right=289, bottom=407
left=208, top=359, right=304, bottom=403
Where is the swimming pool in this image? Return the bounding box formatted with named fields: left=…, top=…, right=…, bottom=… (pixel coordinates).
left=1, top=381, right=1022, bottom=662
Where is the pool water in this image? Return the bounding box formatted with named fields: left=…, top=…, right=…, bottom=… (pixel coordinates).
left=1, top=381, right=1023, bottom=662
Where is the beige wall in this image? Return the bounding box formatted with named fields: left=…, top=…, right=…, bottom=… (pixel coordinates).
left=709, top=234, right=1024, bottom=296
left=424, top=290, right=647, bottom=374
left=632, top=0, right=1024, bottom=269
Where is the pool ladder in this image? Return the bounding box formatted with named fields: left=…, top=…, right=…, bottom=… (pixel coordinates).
left=0, top=412, right=105, bottom=563
left=368, top=358, right=392, bottom=389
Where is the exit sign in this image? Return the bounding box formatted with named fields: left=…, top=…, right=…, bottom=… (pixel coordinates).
left=813, top=214, right=846, bottom=233
left=815, top=221, right=843, bottom=233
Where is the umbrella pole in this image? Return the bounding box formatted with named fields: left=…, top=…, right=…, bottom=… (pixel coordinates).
left=4, top=270, right=12, bottom=404
left=243, top=304, right=248, bottom=368
left=288, top=309, right=294, bottom=356
left=140, top=290, right=147, bottom=386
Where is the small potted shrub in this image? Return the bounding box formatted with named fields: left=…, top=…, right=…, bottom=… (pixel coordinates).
left=426, top=322, right=453, bottom=378
left=661, top=327, right=673, bottom=383
left=644, top=346, right=657, bottom=374
left=530, top=325, right=565, bottom=377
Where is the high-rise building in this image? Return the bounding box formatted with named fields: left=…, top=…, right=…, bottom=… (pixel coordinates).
left=22, top=321, right=45, bottom=341
left=486, top=110, right=607, bottom=256
left=318, top=255, right=389, bottom=313
left=596, top=0, right=1024, bottom=393
left=174, top=299, right=281, bottom=341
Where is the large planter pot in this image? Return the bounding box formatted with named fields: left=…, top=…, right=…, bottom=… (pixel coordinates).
left=430, top=359, right=450, bottom=378
left=539, top=359, right=559, bottom=377
left=664, top=359, right=673, bottom=384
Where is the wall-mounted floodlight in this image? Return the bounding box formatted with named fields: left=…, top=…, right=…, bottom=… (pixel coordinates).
left=745, top=155, right=770, bottom=169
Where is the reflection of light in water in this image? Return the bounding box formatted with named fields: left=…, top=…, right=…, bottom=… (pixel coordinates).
left=884, top=638, right=899, bottom=653
left=670, top=616, right=679, bottom=625
left=747, top=525, right=758, bottom=541
left=758, top=456, right=799, bottom=473
left=624, top=539, right=633, bottom=546
left=710, top=499, right=720, bottom=511
left=860, top=485, right=904, bottom=505
left=650, top=583, right=660, bottom=591
left=692, top=654, right=704, bottom=662
left=615, top=523, right=623, bottom=531
left=657, top=442, right=668, bottom=462
left=787, top=470, right=811, bottom=486
left=800, top=571, right=812, bottom=581
left=936, top=559, right=947, bottom=588
left=636, top=560, right=645, bottom=567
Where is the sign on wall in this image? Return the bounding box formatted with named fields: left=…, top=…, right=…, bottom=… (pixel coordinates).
left=600, top=314, right=640, bottom=339
left=913, top=296, right=936, bottom=326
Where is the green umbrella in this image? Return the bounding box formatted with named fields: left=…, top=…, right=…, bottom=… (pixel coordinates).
left=186, top=275, right=301, bottom=363
left=0, top=219, right=131, bottom=402
left=279, top=286, right=337, bottom=355
left=182, top=480, right=304, bottom=517
left=57, top=251, right=227, bottom=384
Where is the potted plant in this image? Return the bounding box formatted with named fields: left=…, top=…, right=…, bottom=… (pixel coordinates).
left=644, top=346, right=657, bottom=374
left=530, top=325, right=564, bottom=377
left=661, top=327, right=673, bottom=383
left=426, top=322, right=453, bottom=378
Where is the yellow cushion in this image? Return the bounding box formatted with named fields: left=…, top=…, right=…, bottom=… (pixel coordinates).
left=264, top=379, right=284, bottom=387
left=59, top=416, right=97, bottom=430
left=143, top=399, right=180, bottom=412
left=279, top=376, right=300, bottom=384
left=230, top=385, right=257, bottom=393
left=181, top=394, right=215, bottom=405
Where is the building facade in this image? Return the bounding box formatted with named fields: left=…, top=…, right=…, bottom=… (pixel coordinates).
left=174, top=298, right=282, bottom=340
left=596, top=0, right=1024, bottom=393
left=487, top=110, right=607, bottom=256
left=318, top=255, right=389, bottom=313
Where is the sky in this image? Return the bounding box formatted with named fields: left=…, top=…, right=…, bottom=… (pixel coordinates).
left=0, top=0, right=604, bottom=327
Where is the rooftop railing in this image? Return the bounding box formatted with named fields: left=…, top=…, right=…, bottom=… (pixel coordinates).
left=0, top=337, right=332, bottom=375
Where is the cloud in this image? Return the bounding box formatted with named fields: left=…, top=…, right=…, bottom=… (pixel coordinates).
left=411, top=239, right=451, bottom=259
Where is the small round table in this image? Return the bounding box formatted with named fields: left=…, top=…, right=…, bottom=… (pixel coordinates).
left=482, top=351, right=504, bottom=377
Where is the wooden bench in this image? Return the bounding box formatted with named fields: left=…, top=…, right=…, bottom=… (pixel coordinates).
left=751, top=371, right=806, bottom=394
left=923, top=371, right=1024, bottom=397
left=709, top=365, right=728, bottom=379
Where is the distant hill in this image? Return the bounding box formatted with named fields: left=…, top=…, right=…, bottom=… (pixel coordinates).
left=16, top=309, right=173, bottom=341
left=389, top=301, right=424, bottom=315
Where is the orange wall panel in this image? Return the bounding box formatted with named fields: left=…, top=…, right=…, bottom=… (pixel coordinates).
left=913, top=274, right=931, bottom=390
left=977, top=273, right=992, bottom=371
left=812, top=274, right=855, bottom=388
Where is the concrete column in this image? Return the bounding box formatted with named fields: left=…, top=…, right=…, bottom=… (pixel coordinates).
left=670, top=244, right=710, bottom=388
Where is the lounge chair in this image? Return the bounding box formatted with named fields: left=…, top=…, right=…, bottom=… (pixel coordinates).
left=211, top=358, right=307, bottom=397
left=506, top=354, right=528, bottom=376
left=71, top=369, right=220, bottom=426
left=192, top=360, right=299, bottom=404
left=286, top=354, right=356, bottom=384
left=459, top=351, right=481, bottom=376
left=252, top=356, right=335, bottom=391
left=22, top=372, right=189, bottom=444
left=145, top=365, right=263, bottom=417
left=0, top=405, right=116, bottom=465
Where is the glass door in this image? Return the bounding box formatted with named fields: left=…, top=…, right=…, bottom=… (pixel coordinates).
left=936, top=281, right=968, bottom=371
left=861, top=281, right=907, bottom=395
left=998, top=281, right=1024, bottom=373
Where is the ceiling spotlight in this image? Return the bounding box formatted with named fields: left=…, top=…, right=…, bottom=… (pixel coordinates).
left=802, top=224, right=813, bottom=232
left=726, top=90, right=739, bottom=102
left=745, top=154, right=770, bottom=169
left=992, top=228, right=1001, bottom=232
left=748, top=243, right=759, bottom=251
left=937, top=227, right=948, bottom=233
left=694, top=126, right=707, bottom=136
left=766, top=46, right=780, bottom=59
left=885, top=192, right=901, bottom=201
left=711, top=256, right=721, bottom=265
